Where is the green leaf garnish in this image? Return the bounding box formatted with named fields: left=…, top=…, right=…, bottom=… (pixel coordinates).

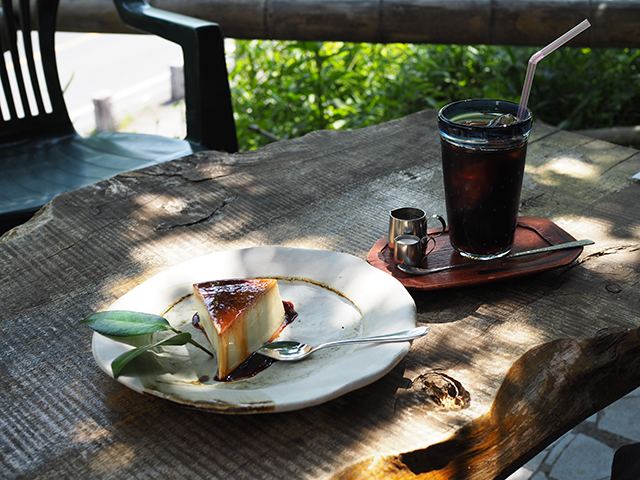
left=80, top=310, right=215, bottom=375
left=111, top=332, right=192, bottom=378
left=80, top=310, right=172, bottom=337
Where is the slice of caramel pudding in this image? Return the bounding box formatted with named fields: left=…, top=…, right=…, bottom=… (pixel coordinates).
left=193, top=279, right=286, bottom=379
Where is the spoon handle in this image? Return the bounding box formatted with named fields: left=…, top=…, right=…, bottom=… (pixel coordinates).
left=398, top=239, right=594, bottom=276
left=311, top=325, right=429, bottom=353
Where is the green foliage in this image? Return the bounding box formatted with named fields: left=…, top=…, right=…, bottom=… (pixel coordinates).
left=230, top=41, right=640, bottom=150
left=528, top=47, right=640, bottom=130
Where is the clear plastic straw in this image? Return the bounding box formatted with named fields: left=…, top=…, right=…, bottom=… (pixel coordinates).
left=517, top=19, right=591, bottom=120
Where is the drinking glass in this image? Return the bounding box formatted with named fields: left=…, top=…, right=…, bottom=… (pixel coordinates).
left=438, top=99, right=532, bottom=260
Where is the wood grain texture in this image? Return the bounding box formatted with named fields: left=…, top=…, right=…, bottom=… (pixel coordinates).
left=1, top=110, right=639, bottom=479
left=56, top=0, right=640, bottom=48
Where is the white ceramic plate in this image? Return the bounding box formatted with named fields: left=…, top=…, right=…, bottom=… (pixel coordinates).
left=92, top=246, right=417, bottom=414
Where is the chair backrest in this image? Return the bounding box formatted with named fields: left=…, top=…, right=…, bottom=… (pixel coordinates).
left=114, top=0, right=238, bottom=152
left=0, top=0, right=75, bottom=146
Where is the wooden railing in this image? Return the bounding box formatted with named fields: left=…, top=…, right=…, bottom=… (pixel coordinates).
left=57, top=0, right=640, bottom=48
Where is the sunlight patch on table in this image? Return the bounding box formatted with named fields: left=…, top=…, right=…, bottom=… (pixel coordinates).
left=157, top=197, right=190, bottom=214
left=69, top=418, right=112, bottom=444
left=526, top=156, right=600, bottom=186
left=280, top=235, right=342, bottom=250
left=476, top=311, right=546, bottom=349
left=548, top=157, right=599, bottom=179
left=89, top=443, right=136, bottom=473
left=554, top=216, right=640, bottom=267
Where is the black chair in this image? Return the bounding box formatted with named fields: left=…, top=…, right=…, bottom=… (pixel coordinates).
left=0, top=0, right=237, bottom=232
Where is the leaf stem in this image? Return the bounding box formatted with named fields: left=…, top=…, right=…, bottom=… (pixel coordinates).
left=188, top=339, right=215, bottom=357
left=170, top=326, right=214, bottom=357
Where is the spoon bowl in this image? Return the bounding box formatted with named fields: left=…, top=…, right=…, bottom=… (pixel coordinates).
left=257, top=325, right=429, bottom=361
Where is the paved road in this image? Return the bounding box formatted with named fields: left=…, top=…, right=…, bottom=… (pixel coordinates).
left=55, top=32, right=183, bottom=135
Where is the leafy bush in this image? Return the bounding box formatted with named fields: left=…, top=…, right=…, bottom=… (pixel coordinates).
left=229, top=41, right=640, bottom=150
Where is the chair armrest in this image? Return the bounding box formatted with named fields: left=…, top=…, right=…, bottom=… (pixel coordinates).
left=113, top=0, right=210, bottom=41
left=113, top=0, right=238, bottom=152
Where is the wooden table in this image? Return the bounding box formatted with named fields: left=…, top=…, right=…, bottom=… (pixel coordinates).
left=2, top=110, right=639, bottom=479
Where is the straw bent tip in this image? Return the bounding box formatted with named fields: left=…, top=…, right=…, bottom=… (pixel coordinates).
left=517, top=19, right=592, bottom=120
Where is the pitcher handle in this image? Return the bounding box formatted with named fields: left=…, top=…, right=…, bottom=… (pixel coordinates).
left=425, top=214, right=447, bottom=238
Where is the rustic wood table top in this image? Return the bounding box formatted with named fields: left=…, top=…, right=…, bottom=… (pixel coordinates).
left=2, top=110, right=639, bottom=480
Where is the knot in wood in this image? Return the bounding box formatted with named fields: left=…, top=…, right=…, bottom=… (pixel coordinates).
left=413, top=372, right=470, bottom=410
left=606, top=283, right=622, bottom=294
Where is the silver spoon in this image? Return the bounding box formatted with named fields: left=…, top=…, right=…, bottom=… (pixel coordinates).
left=397, top=239, right=594, bottom=276
left=257, top=325, right=429, bottom=361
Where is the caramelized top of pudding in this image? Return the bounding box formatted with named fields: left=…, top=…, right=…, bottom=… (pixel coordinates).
left=192, top=279, right=277, bottom=334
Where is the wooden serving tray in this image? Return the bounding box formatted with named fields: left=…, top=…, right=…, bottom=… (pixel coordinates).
left=366, top=217, right=585, bottom=290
